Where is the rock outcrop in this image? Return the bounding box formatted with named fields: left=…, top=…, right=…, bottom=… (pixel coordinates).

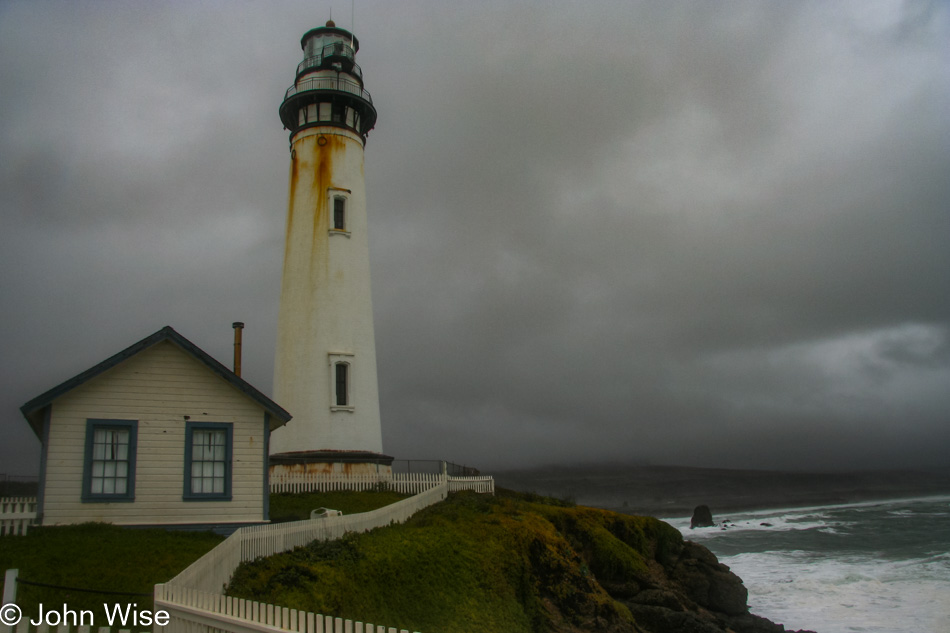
left=513, top=500, right=815, bottom=633
left=613, top=534, right=815, bottom=633
left=690, top=504, right=715, bottom=528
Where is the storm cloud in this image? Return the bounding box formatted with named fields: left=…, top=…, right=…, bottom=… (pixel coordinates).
left=2, top=1, right=948, bottom=475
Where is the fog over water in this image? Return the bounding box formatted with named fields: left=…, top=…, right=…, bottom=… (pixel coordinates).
left=2, top=1, right=949, bottom=475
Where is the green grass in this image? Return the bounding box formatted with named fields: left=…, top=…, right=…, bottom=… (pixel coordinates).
left=269, top=490, right=410, bottom=522
left=227, top=489, right=685, bottom=633
left=0, top=523, right=223, bottom=618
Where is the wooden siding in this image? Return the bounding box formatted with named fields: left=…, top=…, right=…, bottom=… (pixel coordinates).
left=41, top=341, right=268, bottom=526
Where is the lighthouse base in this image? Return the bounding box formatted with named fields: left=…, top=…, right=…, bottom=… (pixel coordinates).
left=269, top=450, right=394, bottom=479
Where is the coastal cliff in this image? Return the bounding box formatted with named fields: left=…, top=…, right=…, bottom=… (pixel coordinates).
left=228, top=490, right=815, bottom=633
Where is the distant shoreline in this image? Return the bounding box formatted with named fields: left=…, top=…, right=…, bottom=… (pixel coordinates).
left=656, top=492, right=950, bottom=524
left=616, top=486, right=950, bottom=519
left=649, top=492, right=950, bottom=523
left=494, top=463, right=950, bottom=520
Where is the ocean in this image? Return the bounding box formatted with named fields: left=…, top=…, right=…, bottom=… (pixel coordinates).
left=662, top=496, right=950, bottom=633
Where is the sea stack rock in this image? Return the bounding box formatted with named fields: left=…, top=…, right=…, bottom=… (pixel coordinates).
left=691, top=504, right=715, bottom=529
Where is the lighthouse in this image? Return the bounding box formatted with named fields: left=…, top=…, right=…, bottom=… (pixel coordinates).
left=269, top=21, right=389, bottom=474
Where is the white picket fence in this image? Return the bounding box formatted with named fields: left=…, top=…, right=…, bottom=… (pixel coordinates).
left=154, top=584, right=418, bottom=633
left=155, top=478, right=483, bottom=632
left=269, top=473, right=446, bottom=495
left=164, top=481, right=450, bottom=595
left=0, top=497, right=36, bottom=536
left=447, top=476, right=494, bottom=495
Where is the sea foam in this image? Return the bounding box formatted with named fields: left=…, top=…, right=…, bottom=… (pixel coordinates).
left=663, top=496, right=950, bottom=633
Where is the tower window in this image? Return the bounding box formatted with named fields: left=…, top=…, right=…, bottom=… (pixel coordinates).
left=333, top=196, right=346, bottom=230
left=335, top=362, right=348, bottom=406
left=329, top=352, right=354, bottom=411
left=332, top=102, right=345, bottom=124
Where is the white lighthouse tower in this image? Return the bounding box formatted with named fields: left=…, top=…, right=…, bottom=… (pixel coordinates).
left=269, top=21, right=389, bottom=474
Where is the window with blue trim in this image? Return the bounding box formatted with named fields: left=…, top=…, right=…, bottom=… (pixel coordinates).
left=184, top=422, right=232, bottom=500
left=82, top=419, right=137, bottom=502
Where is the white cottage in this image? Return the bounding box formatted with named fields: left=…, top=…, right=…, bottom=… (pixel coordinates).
left=20, top=326, right=291, bottom=531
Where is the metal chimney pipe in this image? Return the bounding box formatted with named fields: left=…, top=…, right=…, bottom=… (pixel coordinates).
left=232, top=322, right=244, bottom=377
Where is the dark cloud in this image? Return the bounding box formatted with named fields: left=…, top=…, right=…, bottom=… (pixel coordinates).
left=2, top=1, right=948, bottom=475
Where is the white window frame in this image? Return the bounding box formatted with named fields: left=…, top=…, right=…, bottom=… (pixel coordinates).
left=327, top=187, right=352, bottom=237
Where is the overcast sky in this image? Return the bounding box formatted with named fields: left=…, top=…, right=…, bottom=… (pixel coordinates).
left=2, top=1, right=948, bottom=476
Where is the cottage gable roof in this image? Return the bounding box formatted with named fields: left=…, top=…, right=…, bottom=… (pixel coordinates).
left=20, top=325, right=291, bottom=437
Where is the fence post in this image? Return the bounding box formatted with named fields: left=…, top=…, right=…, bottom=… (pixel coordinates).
left=2, top=569, right=16, bottom=604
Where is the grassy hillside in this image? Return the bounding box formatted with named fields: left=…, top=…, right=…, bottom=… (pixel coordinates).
left=227, top=490, right=685, bottom=633
left=4, top=489, right=806, bottom=632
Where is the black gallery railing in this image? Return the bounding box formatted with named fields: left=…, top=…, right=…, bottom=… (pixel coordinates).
left=284, top=76, right=373, bottom=104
